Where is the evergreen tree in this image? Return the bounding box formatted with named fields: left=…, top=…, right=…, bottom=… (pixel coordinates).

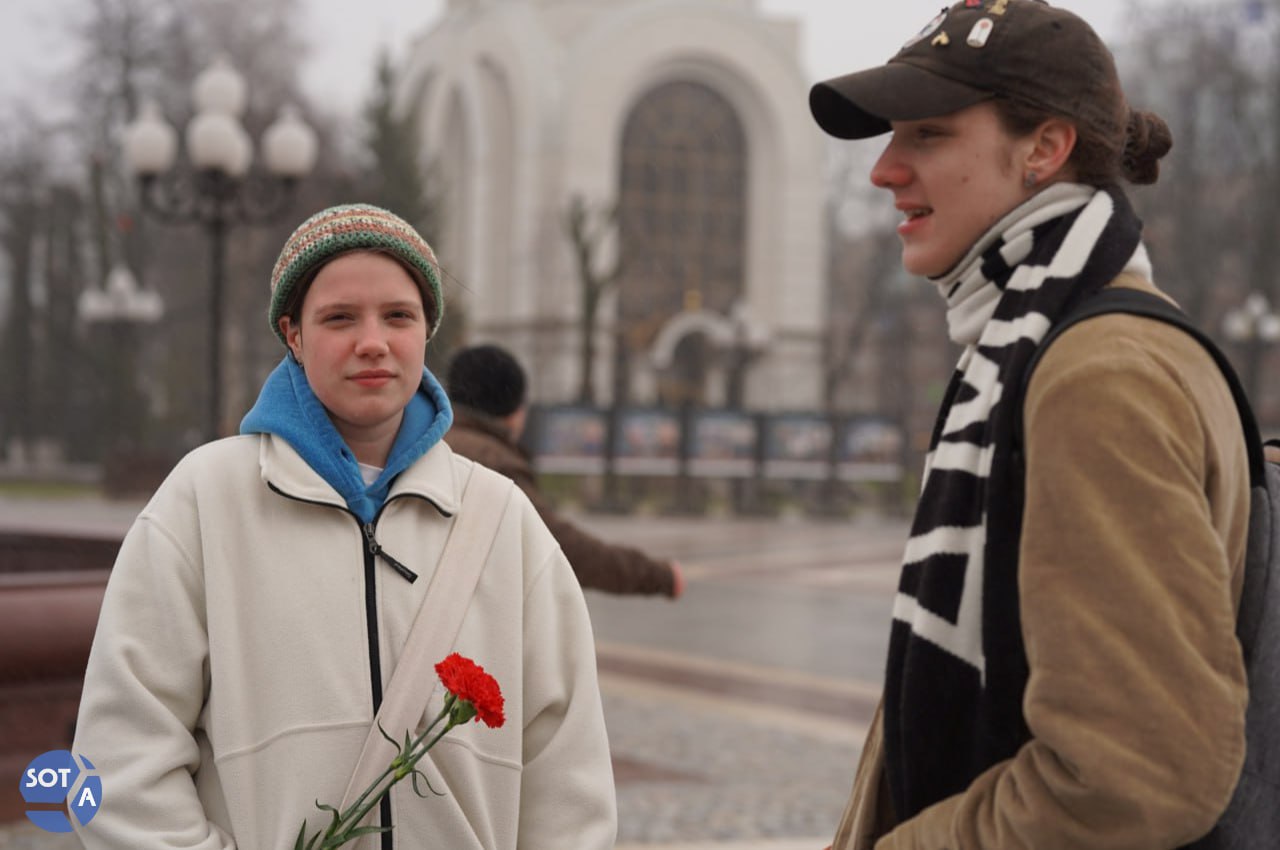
left=362, top=49, right=437, bottom=240
left=360, top=48, right=459, bottom=374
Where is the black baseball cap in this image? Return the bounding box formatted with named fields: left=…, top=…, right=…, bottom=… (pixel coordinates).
left=810, top=0, right=1121, bottom=139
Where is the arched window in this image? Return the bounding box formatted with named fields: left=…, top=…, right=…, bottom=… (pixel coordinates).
left=617, top=81, right=748, bottom=337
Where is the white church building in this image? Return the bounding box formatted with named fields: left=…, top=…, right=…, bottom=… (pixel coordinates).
left=398, top=0, right=827, bottom=410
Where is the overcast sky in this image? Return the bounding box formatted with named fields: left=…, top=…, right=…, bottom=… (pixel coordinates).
left=295, top=0, right=1151, bottom=115
left=3, top=0, right=1219, bottom=122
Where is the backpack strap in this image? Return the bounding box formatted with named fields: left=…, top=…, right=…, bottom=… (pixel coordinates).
left=1016, top=286, right=1269, bottom=655
left=339, top=463, right=515, bottom=814
left=1018, top=287, right=1265, bottom=487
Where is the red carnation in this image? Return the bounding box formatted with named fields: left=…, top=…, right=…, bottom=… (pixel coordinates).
left=297, top=654, right=506, bottom=848
left=435, top=653, right=506, bottom=728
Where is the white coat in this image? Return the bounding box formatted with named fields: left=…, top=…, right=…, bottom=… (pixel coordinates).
left=73, top=434, right=617, bottom=850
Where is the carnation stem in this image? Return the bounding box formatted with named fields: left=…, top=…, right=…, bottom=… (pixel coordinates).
left=295, top=654, right=507, bottom=850
left=333, top=696, right=460, bottom=843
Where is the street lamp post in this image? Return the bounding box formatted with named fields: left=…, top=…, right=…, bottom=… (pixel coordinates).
left=122, top=57, right=318, bottom=440
left=78, top=264, right=165, bottom=325
left=724, top=301, right=770, bottom=515
left=1222, top=291, right=1280, bottom=409
left=77, top=264, right=165, bottom=456
left=724, top=299, right=770, bottom=410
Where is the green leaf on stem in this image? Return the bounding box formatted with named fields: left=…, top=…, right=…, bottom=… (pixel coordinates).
left=378, top=722, right=406, bottom=769
left=325, top=824, right=391, bottom=848
left=410, top=768, right=445, bottom=798
left=315, top=800, right=341, bottom=832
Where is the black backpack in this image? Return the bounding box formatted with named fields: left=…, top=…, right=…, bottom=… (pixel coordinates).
left=1021, top=287, right=1279, bottom=849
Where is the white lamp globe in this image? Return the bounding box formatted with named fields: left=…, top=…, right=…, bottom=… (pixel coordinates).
left=186, top=110, right=242, bottom=173
left=1224, top=311, right=1254, bottom=343
left=105, top=264, right=139, bottom=298
left=123, top=100, right=178, bottom=175
left=225, top=123, right=254, bottom=178
left=1245, top=292, right=1271, bottom=319
left=262, top=104, right=319, bottom=177
left=192, top=56, right=247, bottom=117
left=1258, top=313, right=1280, bottom=344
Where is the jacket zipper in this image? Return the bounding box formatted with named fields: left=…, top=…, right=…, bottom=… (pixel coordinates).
left=362, top=523, right=418, bottom=583
left=266, top=484, right=441, bottom=850
left=358, top=538, right=394, bottom=850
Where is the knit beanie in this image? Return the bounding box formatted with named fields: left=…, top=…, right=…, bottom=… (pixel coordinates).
left=447, top=344, right=527, bottom=417
left=268, top=203, right=443, bottom=344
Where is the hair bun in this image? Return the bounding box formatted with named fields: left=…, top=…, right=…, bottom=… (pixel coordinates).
left=1122, top=109, right=1173, bottom=185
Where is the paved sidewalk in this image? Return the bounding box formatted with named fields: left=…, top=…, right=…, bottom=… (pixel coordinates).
left=0, top=823, right=830, bottom=850
left=618, top=843, right=827, bottom=849
left=0, top=824, right=832, bottom=849
left=578, top=512, right=895, bottom=846
left=602, top=669, right=861, bottom=845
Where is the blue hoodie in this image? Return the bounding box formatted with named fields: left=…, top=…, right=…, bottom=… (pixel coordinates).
left=240, top=356, right=453, bottom=523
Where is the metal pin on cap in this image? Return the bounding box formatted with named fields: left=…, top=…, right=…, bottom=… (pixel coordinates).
left=904, top=9, right=950, bottom=48
left=967, top=18, right=994, bottom=47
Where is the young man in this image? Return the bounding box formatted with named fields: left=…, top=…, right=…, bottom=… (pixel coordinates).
left=809, top=3, right=1249, bottom=848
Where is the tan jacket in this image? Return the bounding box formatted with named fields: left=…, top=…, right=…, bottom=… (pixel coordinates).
left=73, top=435, right=616, bottom=850
left=833, top=278, right=1250, bottom=850
left=445, top=405, right=677, bottom=597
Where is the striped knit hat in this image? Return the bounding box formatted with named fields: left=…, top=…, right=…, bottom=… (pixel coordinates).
left=269, top=203, right=443, bottom=344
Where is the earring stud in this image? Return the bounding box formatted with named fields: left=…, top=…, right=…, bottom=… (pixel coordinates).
left=1023, top=172, right=1039, bottom=189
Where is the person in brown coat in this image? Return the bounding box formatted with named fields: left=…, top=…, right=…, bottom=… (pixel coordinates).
left=444, top=344, right=684, bottom=598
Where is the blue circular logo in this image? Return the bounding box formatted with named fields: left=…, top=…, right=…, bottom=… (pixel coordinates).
left=19, top=750, right=102, bottom=833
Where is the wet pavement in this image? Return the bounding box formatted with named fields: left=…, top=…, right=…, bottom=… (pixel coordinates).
left=580, top=512, right=903, bottom=848
left=0, top=494, right=908, bottom=849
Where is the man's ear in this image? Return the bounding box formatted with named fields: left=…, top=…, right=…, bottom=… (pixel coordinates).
left=1024, top=117, right=1078, bottom=182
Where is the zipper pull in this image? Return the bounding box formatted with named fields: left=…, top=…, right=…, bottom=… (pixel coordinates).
left=379, top=549, right=418, bottom=584
left=362, top=523, right=419, bottom=583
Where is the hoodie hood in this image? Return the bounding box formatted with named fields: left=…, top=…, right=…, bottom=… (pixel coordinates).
left=240, top=355, right=453, bottom=522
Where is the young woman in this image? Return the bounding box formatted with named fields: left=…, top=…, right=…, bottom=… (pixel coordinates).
left=72, top=204, right=617, bottom=849
left=810, top=3, right=1249, bottom=848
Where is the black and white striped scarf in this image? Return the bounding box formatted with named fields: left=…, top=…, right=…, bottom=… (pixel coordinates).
left=883, top=183, right=1148, bottom=820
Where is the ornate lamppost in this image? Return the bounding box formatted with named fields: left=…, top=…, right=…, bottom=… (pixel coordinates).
left=122, top=56, right=318, bottom=440
left=724, top=299, right=769, bottom=410
left=77, top=264, right=165, bottom=461
left=77, top=264, right=164, bottom=325
left=1222, top=290, right=1280, bottom=409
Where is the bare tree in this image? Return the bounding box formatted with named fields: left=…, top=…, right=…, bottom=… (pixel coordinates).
left=1118, top=0, right=1280, bottom=420
left=0, top=0, right=334, bottom=457
left=1119, top=2, right=1280, bottom=315
left=566, top=195, right=624, bottom=405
